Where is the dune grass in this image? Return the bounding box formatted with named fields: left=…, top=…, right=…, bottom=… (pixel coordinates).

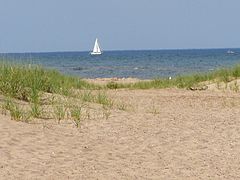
left=1, top=61, right=240, bottom=124
left=2, top=62, right=240, bottom=96
left=105, top=64, right=240, bottom=89
left=2, top=97, right=31, bottom=122
left=70, top=106, right=83, bottom=128
left=0, top=63, right=113, bottom=124
left=0, top=63, right=99, bottom=101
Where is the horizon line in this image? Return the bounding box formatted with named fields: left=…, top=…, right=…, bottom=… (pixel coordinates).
left=1, top=47, right=240, bottom=54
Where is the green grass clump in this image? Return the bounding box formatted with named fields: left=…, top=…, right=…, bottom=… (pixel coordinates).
left=127, top=73, right=212, bottom=89
left=70, top=106, right=82, bottom=128
left=95, top=91, right=113, bottom=107
left=0, top=63, right=98, bottom=101
left=131, top=78, right=173, bottom=89
left=232, top=65, right=240, bottom=78
left=2, top=97, right=30, bottom=122
left=54, top=104, right=66, bottom=124
left=80, top=91, right=95, bottom=102
left=30, top=103, right=42, bottom=118
left=29, top=88, right=42, bottom=118
left=106, top=81, right=126, bottom=89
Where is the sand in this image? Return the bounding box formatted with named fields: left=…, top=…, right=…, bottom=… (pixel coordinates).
left=84, top=77, right=149, bottom=85
left=1, top=87, right=240, bottom=179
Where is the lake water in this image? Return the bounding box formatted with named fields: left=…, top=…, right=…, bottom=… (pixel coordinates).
left=1, top=49, right=240, bottom=79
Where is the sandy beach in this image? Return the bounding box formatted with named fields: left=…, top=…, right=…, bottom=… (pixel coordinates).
left=1, top=80, right=240, bottom=179
left=1, top=0, right=240, bottom=179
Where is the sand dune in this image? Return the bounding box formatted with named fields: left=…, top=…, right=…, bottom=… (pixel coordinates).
left=1, top=89, right=240, bottom=179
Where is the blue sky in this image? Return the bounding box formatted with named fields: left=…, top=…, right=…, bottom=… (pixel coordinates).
left=0, top=0, right=239, bottom=52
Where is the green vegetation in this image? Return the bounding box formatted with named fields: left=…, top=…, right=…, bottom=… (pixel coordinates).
left=80, top=91, right=95, bottom=102
left=107, top=64, right=240, bottom=89
left=228, top=80, right=239, bottom=92
left=70, top=106, right=83, bottom=128
left=0, top=63, right=106, bottom=124
left=0, top=63, right=98, bottom=101
left=2, top=97, right=30, bottom=122
left=53, top=104, right=66, bottom=124
left=1, top=62, right=240, bottom=125
left=1, top=62, right=240, bottom=96
left=30, top=103, right=42, bottom=118
left=106, top=81, right=126, bottom=89
left=95, top=91, right=113, bottom=107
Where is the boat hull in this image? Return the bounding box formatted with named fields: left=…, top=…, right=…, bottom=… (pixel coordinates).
left=91, top=52, right=102, bottom=55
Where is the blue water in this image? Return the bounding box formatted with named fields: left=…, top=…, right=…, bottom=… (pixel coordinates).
left=1, top=49, right=240, bottom=79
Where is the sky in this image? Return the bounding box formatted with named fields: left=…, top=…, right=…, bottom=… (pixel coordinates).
left=0, top=0, right=240, bottom=53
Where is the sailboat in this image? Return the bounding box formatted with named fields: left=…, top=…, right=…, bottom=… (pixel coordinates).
left=91, top=38, right=102, bottom=55
left=227, top=50, right=235, bottom=54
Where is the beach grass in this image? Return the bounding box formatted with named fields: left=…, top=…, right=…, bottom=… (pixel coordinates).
left=0, top=63, right=99, bottom=101
left=70, top=106, right=83, bottom=128
left=108, top=64, right=240, bottom=89
left=1, top=61, right=240, bottom=124
left=1, top=62, right=240, bottom=97
left=2, top=97, right=30, bottom=122
left=0, top=63, right=106, bottom=123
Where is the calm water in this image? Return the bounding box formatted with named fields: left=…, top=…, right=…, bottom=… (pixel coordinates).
left=1, top=49, right=240, bottom=79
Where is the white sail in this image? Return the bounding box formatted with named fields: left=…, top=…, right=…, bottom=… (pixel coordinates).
left=91, top=38, right=102, bottom=55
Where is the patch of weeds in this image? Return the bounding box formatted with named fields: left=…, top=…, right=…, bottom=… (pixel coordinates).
left=53, top=104, right=66, bottom=124
left=9, top=104, right=23, bottom=121
left=70, top=106, right=82, bottom=128
left=80, top=91, right=94, bottom=102
left=29, top=89, right=42, bottom=118
left=2, top=97, right=31, bottom=122
left=106, top=81, right=119, bottom=89
left=96, top=91, right=113, bottom=107
left=17, top=87, right=31, bottom=101
left=1, top=104, right=7, bottom=115
left=230, top=81, right=239, bottom=92
left=219, top=69, right=231, bottom=83
left=2, top=97, right=13, bottom=112
left=30, top=103, right=42, bottom=118
left=0, top=63, right=97, bottom=101
left=30, top=89, right=40, bottom=104
left=148, top=101, right=160, bottom=115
